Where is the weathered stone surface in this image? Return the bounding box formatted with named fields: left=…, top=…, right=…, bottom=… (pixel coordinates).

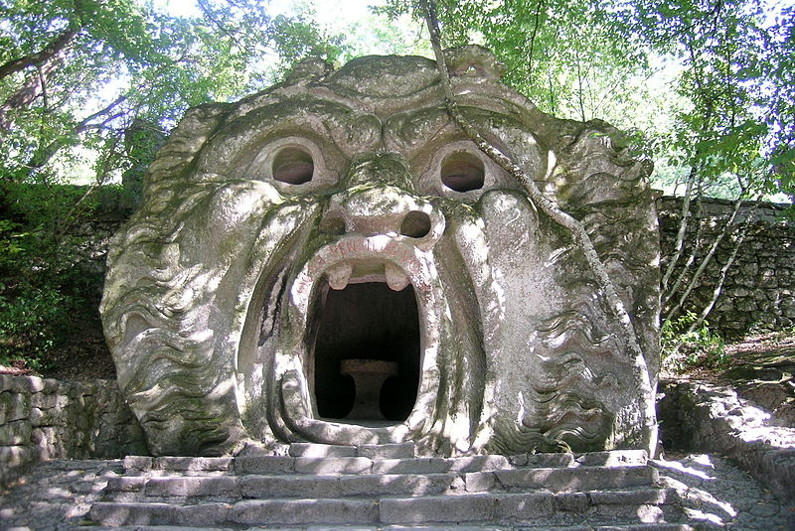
left=229, top=499, right=379, bottom=525
left=101, top=46, right=660, bottom=457
left=465, top=465, right=655, bottom=492
left=0, top=374, right=146, bottom=487
left=289, top=443, right=357, bottom=458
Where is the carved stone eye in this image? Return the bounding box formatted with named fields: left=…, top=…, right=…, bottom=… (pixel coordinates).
left=441, top=151, right=485, bottom=192
left=273, top=146, right=314, bottom=184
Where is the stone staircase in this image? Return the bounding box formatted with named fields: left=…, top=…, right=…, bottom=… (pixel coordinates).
left=87, top=443, right=691, bottom=529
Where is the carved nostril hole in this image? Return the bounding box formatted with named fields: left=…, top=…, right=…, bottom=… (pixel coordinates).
left=441, top=151, right=485, bottom=192
left=319, top=215, right=346, bottom=235
left=400, top=211, right=432, bottom=238
left=273, top=146, right=314, bottom=184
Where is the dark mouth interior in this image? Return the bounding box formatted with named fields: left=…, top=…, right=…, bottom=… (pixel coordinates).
left=311, top=281, right=420, bottom=422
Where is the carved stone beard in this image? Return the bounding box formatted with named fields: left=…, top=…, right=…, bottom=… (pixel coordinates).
left=101, top=49, right=660, bottom=457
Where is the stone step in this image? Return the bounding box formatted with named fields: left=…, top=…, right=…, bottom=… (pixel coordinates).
left=90, top=487, right=682, bottom=527
left=103, top=472, right=460, bottom=501
left=104, top=465, right=657, bottom=502
left=377, top=488, right=682, bottom=526
left=465, top=464, right=659, bottom=492
left=104, top=525, right=693, bottom=531
left=91, top=450, right=676, bottom=528
left=288, top=442, right=416, bottom=459
left=122, top=449, right=649, bottom=477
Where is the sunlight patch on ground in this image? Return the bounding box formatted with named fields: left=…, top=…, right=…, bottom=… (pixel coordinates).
left=654, top=454, right=741, bottom=526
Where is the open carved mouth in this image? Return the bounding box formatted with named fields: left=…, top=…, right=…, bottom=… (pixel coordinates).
left=309, top=274, right=420, bottom=423
left=282, top=234, right=441, bottom=441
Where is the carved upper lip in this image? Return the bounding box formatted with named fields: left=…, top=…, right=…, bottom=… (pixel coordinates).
left=325, top=259, right=410, bottom=291
left=292, top=234, right=433, bottom=320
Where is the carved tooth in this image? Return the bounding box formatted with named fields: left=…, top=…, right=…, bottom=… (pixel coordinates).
left=385, top=262, right=410, bottom=291
left=327, top=263, right=352, bottom=290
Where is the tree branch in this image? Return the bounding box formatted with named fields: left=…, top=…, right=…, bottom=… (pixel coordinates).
left=419, top=0, right=657, bottom=455
left=196, top=0, right=243, bottom=49
left=662, top=195, right=704, bottom=307
left=0, top=28, right=80, bottom=81
left=664, top=189, right=746, bottom=324
left=526, top=0, right=545, bottom=85
left=661, top=164, right=697, bottom=295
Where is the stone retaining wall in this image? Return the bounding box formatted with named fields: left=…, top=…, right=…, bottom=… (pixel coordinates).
left=0, top=374, right=147, bottom=486
left=658, top=196, right=795, bottom=338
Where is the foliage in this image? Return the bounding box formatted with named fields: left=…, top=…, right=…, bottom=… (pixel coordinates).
left=0, top=0, right=346, bottom=188
left=386, top=0, right=793, bottom=362
left=1, top=180, right=133, bottom=371
left=382, top=0, right=793, bottom=202
left=661, top=311, right=728, bottom=373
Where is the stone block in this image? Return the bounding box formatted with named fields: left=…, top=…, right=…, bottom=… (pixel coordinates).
left=465, top=471, right=496, bottom=492
left=356, top=443, right=415, bottom=459
left=0, top=391, right=29, bottom=424
left=90, top=501, right=230, bottom=526
left=144, top=476, right=240, bottom=499
left=234, top=456, right=295, bottom=475
left=575, top=450, right=648, bottom=467
left=760, top=448, right=795, bottom=502
left=379, top=493, right=497, bottom=524
left=229, top=498, right=379, bottom=525
left=0, top=420, right=32, bottom=446
left=446, top=455, right=511, bottom=473
left=240, top=474, right=339, bottom=498
left=289, top=443, right=357, bottom=458
left=0, top=375, right=45, bottom=394
left=510, top=452, right=576, bottom=468
left=487, top=465, right=656, bottom=492
left=153, top=456, right=234, bottom=474
left=293, top=457, right=372, bottom=475
left=105, top=476, right=147, bottom=493
left=553, top=491, right=590, bottom=513
left=371, top=458, right=451, bottom=475
left=124, top=455, right=154, bottom=473
left=493, top=492, right=556, bottom=520
left=588, top=487, right=676, bottom=505
left=29, top=391, right=58, bottom=410
left=337, top=473, right=456, bottom=497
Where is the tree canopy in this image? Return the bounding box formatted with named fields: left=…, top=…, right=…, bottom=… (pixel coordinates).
left=1, top=0, right=791, bottom=200
left=400, top=0, right=793, bottom=203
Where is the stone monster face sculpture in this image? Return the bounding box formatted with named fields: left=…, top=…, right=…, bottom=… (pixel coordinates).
left=101, top=48, right=660, bottom=457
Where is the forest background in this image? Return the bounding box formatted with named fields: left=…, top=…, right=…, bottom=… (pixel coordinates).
left=0, top=0, right=793, bottom=373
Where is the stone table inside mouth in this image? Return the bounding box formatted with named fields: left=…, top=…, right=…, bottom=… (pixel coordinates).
left=340, top=359, right=400, bottom=420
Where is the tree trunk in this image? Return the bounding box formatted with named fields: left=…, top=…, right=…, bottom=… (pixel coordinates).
left=0, top=31, right=77, bottom=133
left=664, top=192, right=746, bottom=324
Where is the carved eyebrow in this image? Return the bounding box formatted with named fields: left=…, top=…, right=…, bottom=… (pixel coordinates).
left=382, top=107, right=459, bottom=156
